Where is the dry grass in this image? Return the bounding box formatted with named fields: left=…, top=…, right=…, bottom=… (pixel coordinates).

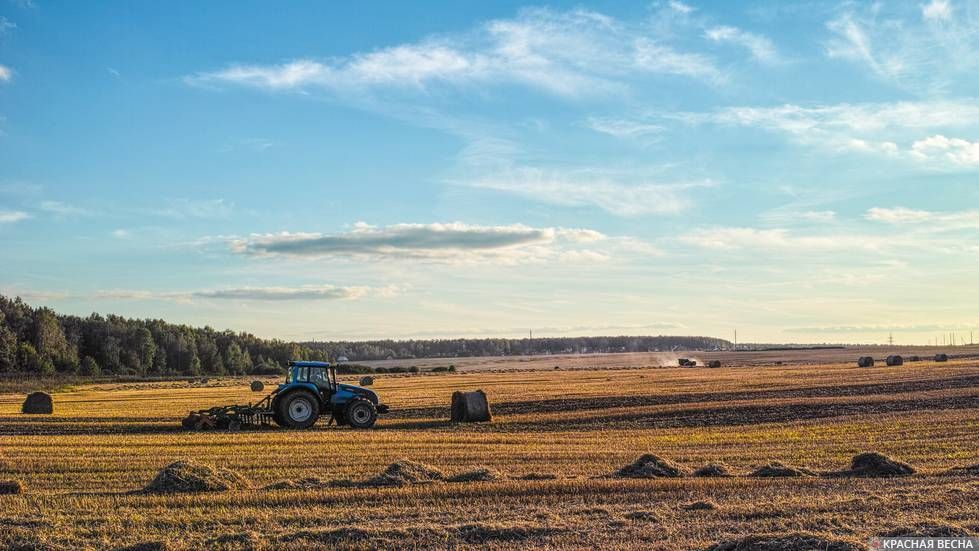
left=0, top=358, right=977, bottom=549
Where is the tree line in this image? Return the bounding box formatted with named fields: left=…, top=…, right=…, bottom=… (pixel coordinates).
left=300, top=335, right=732, bottom=361
left=0, top=294, right=731, bottom=377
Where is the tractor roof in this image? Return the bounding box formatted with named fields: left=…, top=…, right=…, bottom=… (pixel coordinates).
left=289, top=360, right=332, bottom=368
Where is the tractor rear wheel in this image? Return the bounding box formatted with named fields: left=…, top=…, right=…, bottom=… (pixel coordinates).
left=278, top=390, right=320, bottom=429
left=345, top=398, right=378, bottom=429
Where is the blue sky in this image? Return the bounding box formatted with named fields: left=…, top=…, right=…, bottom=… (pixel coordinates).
left=2, top=0, right=979, bottom=344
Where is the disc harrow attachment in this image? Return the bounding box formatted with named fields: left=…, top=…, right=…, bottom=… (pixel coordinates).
left=181, top=394, right=274, bottom=431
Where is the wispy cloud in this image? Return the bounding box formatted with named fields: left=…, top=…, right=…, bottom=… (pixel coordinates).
left=668, top=1, right=694, bottom=15
left=663, top=99, right=979, bottom=166
left=39, top=200, right=94, bottom=218
left=585, top=117, right=664, bottom=140
left=678, top=227, right=886, bottom=252
left=921, top=0, right=952, bottom=22
left=227, top=221, right=613, bottom=264
left=866, top=207, right=979, bottom=229
left=0, top=16, right=14, bottom=35
left=0, top=209, right=29, bottom=223
left=705, top=25, right=779, bottom=63
left=95, top=284, right=396, bottom=302
left=465, top=167, right=711, bottom=217
left=825, top=2, right=979, bottom=93
left=151, top=198, right=233, bottom=219
left=187, top=7, right=723, bottom=99
left=0, top=65, right=11, bottom=83
left=193, top=285, right=386, bottom=301
left=761, top=210, right=837, bottom=224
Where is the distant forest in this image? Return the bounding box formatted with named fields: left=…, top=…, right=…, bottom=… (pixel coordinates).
left=0, top=294, right=731, bottom=377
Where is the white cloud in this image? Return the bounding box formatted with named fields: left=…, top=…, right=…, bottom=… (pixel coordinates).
left=187, top=7, right=722, bottom=99
left=669, top=1, right=694, bottom=15
left=227, top=221, right=614, bottom=264
left=825, top=3, right=979, bottom=92
left=866, top=207, right=979, bottom=229
left=705, top=25, right=778, bottom=63
left=0, top=65, right=11, bottom=83
left=665, top=100, right=979, bottom=164
left=466, top=167, right=711, bottom=217
left=763, top=210, right=837, bottom=224
left=193, top=285, right=375, bottom=301
left=585, top=117, right=664, bottom=140
left=865, top=207, right=934, bottom=224
left=92, top=285, right=394, bottom=302
left=671, top=100, right=979, bottom=136
left=679, top=227, right=885, bottom=252
left=39, top=200, right=93, bottom=217
left=0, top=210, right=29, bottom=223
left=922, top=0, right=952, bottom=21
left=152, top=198, right=233, bottom=219
left=910, top=134, right=979, bottom=166
left=0, top=17, right=14, bottom=34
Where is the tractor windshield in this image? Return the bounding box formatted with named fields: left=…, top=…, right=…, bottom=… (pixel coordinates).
left=309, top=367, right=333, bottom=390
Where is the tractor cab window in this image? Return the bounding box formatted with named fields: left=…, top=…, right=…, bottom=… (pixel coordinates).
left=288, top=366, right=309, bottom=383
left=309, top=368, right=332, bottom=390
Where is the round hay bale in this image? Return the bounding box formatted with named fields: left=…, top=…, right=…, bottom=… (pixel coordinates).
left=857, top=356, right=874, bottom=368
left=613, top=454, right=687, bottom=478
left=450, top=390, right=491, bottom=423
left=0, top=480, right=24, bottom=495
left=21, top=391, right=53, bottom=414
left=359, top=376, right=375, bottom=387
left=908, top=355, right=920, bottom=362
left=885, top=355, right=904, bottom=366
left=935, top=353, right=949, bottom=362
left=249, top=380, right=265, bottom=392
left=144, top=459, right=251, bottom=493
left=706, top=360, right=721, bottom=368
left=843, top=452, right=915, bottom=477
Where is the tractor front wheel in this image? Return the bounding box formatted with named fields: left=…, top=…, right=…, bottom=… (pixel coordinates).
left=345, top=399, right=378, bottom=429
left=278, top=391, right=320, bottom=429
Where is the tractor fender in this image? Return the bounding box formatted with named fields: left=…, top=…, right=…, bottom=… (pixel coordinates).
left=333, top=384, right=380, bottom=406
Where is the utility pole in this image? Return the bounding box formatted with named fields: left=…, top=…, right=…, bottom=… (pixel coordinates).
left=888, top=333, right=894, bottom=346
left=734, top=329, right=737, bottom=351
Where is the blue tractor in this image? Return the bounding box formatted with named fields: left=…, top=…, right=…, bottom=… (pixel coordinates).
left=182, top=360, right=388, bottom=430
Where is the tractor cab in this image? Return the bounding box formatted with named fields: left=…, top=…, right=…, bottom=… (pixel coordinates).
left=269, top=360, right=388, bottom=430
left=285, top=361, right=338, bottom=392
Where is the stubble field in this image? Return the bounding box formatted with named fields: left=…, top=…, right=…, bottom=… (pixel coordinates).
left=1, top=353, right=978, bottom=550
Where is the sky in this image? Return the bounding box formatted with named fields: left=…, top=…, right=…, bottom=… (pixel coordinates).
left=1, top=0, right=979, bottom=344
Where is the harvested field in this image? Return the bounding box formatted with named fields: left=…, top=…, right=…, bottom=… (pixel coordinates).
left=0, top=358, right=977, bottom=549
